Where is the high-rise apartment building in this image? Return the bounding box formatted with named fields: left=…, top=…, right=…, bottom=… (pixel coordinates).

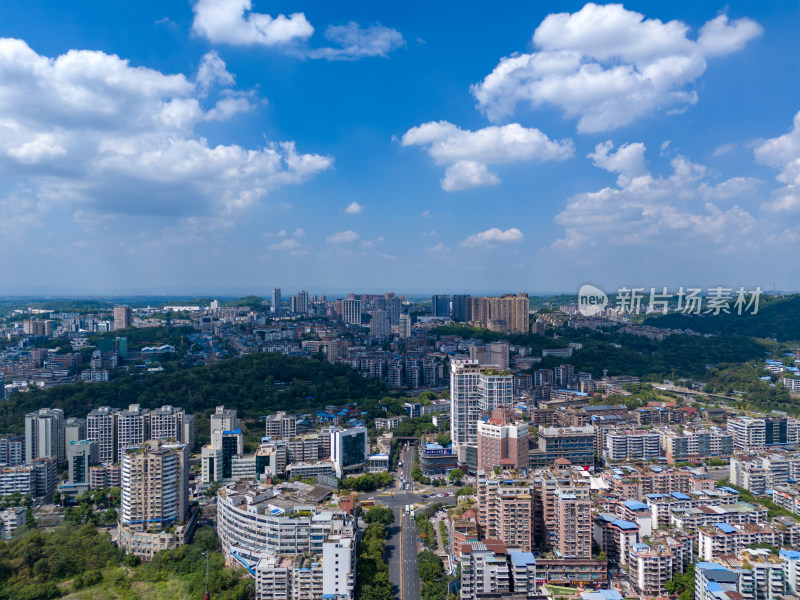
left=387, top=296, right=402, bottom=326
left=22, top=319, right=56, bottom=336
left=468, top=293, right=529, bottom=333
left=450, top=359, right=513, bottom=465
left=727, top=416, right=799, bottom=451
left=0, top=435, right=25, bottom=466
left=264, top=412, right=297, bottom=439
left=211, top=406, right=239, bottom=444
left=64, top=417, right=86, bottom=447
left=431, top=294, right=451, bottom=318
left=452, top=294, right=471, bottom=322
left=398, top=314, right=412, bottom=339
left=555, top=490, right=592, bottom=559
left=113, top=305, right=132, bottom=331
left=67, top=439, right=98, bottom=487
left=150, top=405, right=193, bottom=447
left=477, top=407, right=529, bottom=472
left=469, top=341, right=510, bottom=369
left=330, top=427, right=368, bottom=477
left=461, top=544, right=511, bottom=600
left=369, top=310, right=390, bottom=337
left=605, top=430, right=662, bottom=462
left=341, top=299, right=361, bottom=325
left=87, top=406, right=119, bottom=464
left=202, top=429, right=244, bottom=483
left=119, top=440, right=190, bottom=559
left=117, top=404, right=150, bottom=460
left=290, top=291, right=309, bottom=314
left=25, top=408, right=65, bottom=466
left=555, top=364, right=575, bottom=388
left=661, top=428, right=734, bottom=463
left=271, top=288, right=282, bottom=313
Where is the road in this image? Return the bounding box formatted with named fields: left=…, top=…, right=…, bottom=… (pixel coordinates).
left=382, top=444, right=423, bottom=600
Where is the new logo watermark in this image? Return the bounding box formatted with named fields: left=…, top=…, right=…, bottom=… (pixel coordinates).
left=577, top=285, right=762, bottom=317
left=578, top=284, right=608, bottom=316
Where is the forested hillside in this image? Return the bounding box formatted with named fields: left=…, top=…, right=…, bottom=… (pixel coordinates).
left=0, top=353, right=383, bottom=434
left=643, top=294, right=800, bottom=341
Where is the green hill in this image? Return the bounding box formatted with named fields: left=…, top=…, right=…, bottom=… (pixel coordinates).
left=643, top=294, right=800, bottom=342
left=0, top=353, right=382, bottom=436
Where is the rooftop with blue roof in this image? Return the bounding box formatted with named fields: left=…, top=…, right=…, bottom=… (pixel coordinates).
left=622, top=499, right=650, bottom=511
left=509, top=551, right=536, bottom=566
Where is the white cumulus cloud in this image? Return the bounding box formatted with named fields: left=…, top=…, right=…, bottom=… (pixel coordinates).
left=308, top=23, right=405, bottom=61
left=192, top=0, right=313, bottom=46
left=196, top=51, right=235, bottom=95
left=0, top=37, right=332, bottom=230
left=402, top=121, right=573, bottom=190
left=344, top=201, right=364, bottom=214
left=552, top=143, right=760, bottom=252
left=588, top=141, right=648, bottom=180
left=460, top=227, right=524, bottom=247
left=471, top=4, right=762, bottom=132
left=442, top=161, right=500, bottom=191
left=326, top=230, right=360, bottom=243
left=755, top=111, right=800, bottom=213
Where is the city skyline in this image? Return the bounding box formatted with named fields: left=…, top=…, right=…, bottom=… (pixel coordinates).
left=1, top=1, right=800, bottom=294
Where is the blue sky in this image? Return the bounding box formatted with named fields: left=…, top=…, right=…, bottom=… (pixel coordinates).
left=1, top=1, right=799, bottom=296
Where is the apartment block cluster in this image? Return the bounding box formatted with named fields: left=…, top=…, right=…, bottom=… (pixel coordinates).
left=439, top=350, right=800, bottom=599
left=199, top=405, right=381, bottom=489
left=0, top=401, right=195, bottom=557
left=0, top=305, right=140, bottom=392
left=216, top=480, right=357, bottom=600
left=452, top=453, right=800, bottom=599
left=695, top=550, right=800, bottom=600
left=0, top=404, right=194, bottom=505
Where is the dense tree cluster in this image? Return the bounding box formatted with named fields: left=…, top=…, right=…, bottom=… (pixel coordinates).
left=355, top=522, right=393, bottom=600
left=433, top=322, right=769, bottom=381
left=705, top=363, right=797, bottom=415
left=363, top=506, right=394, bottom=526
left=0, top=353, right=383, bottom=435
left=644, top=294, right=800, bottom=341
left=415, top=514, right=437, bottom=549
left=665, top=563, right=695, bottom=600
left=418, top=550, right=448, bottom=600
left=0, top=525, right=252, bottom=600
left=339, top=472, right=394, bottom=492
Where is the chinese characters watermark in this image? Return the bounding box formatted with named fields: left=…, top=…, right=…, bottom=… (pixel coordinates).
left=578, top=285, right=761, bottom=317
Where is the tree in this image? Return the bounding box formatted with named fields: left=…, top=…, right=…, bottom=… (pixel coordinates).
left=364, top=506, right=394, bottom=526
left=448, top=469, right=464, bottom=484
left=455, top=485, right=476, bottom=497
left=102, top=508, right=118, bottom=524
left=665, top=563, right=695, bottom=600
left=193, top=526, right=219, bottom=552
